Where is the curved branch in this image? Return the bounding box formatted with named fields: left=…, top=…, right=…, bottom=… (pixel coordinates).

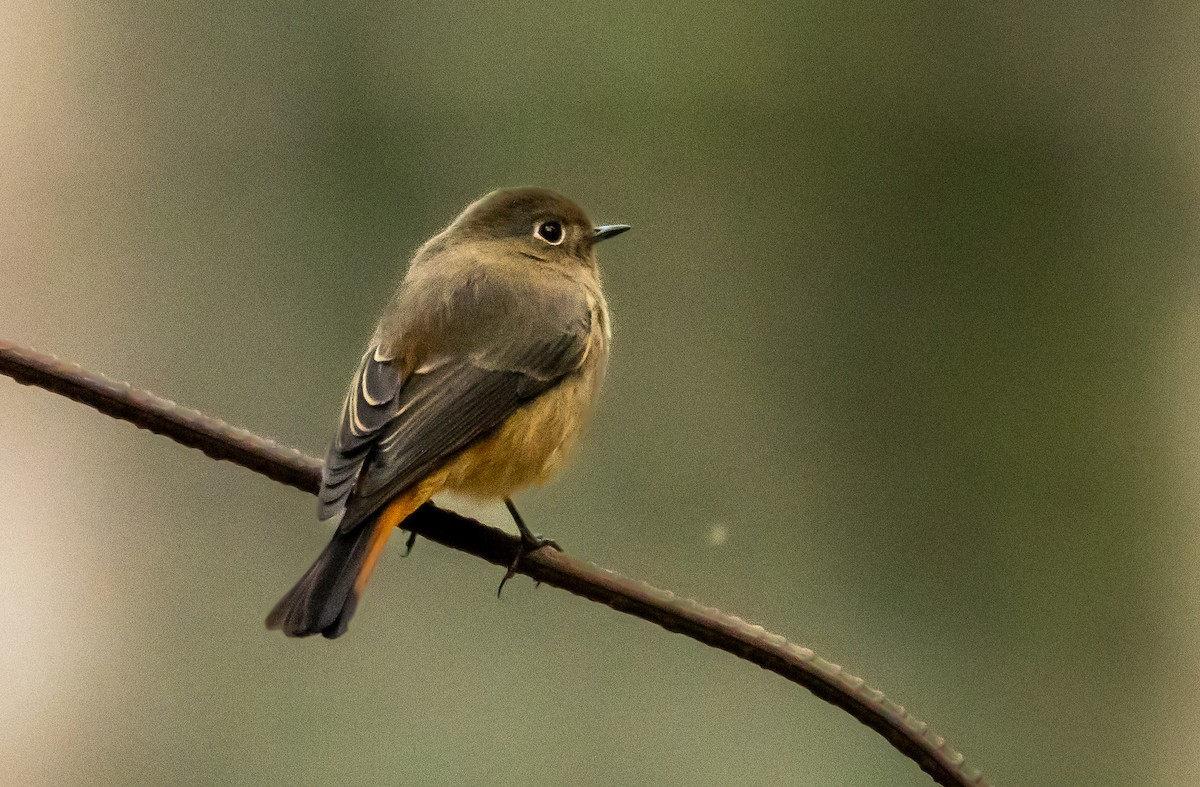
left=0, top=339, right=987, bottom=787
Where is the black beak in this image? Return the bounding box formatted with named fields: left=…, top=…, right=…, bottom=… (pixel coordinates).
left=592, top=224, right=631, bottom=243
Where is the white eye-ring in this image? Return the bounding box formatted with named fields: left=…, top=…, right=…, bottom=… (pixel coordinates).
left=534, top=219, right=565, bottom=245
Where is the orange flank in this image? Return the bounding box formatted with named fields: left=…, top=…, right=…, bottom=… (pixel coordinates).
left=352, top=478, right=439, bottom=595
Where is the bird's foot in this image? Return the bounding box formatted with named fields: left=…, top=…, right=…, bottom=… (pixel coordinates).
left=497, top=498, right=563, bottom=597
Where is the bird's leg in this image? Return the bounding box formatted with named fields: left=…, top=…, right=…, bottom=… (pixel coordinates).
left=497, top=497, right=562, bottom=597
left=401, top=530, right=418, bottom=557
left=504, top=498, right=556, bottom=547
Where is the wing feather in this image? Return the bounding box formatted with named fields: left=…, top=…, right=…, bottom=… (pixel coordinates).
left=316, top=348, right=405, bottom=520
left=316, top=257, right=595, bottom=530
left=338, top=331, right=585, bottom=532
left=317, top=302, right=591, bottom=531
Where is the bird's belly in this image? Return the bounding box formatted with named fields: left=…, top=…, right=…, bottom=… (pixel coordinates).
left=437, top=362, right=604, bottom=499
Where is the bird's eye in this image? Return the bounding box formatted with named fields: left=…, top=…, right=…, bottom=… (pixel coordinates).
left=535, top=220, right=564, bottom=245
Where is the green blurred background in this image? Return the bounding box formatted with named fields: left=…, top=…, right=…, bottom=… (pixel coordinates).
left=3, top=2, right=1198, bottom=785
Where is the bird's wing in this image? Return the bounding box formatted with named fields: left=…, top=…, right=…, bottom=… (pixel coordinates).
left=316, top=346, right=406, bottom=521
left=318, top=272, right=595, bottom=533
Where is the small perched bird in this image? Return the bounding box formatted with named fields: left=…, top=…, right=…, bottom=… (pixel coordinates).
left=267, top=188, right=628, bottom=638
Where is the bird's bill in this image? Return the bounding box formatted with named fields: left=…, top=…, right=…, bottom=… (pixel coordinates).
left=592, top=224, right=631, bottom=242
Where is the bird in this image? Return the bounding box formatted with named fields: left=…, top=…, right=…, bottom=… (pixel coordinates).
left=266, top=187, right=629, bottom=639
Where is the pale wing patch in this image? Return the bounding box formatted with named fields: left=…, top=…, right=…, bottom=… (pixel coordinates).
left=317, top=347, right=405, bottom=521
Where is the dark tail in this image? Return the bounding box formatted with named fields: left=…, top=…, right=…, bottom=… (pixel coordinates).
left=268, top=485, right=431, bottom=639
left=266, top=516, right=393, bottom=639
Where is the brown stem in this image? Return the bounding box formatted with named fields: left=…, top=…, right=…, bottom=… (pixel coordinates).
left=0, top=339, right=987, bottom=787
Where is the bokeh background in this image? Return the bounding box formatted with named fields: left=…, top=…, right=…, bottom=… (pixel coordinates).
left=3, top=3, right=1199, bottom=785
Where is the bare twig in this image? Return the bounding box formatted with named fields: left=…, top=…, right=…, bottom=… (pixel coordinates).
left=0, top=339, right=987, bottom=787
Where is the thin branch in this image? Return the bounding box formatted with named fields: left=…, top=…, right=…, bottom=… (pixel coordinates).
left=0, top=339, right=987, bottom=787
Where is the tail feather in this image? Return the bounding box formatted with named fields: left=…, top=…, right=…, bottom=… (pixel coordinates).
left=267, top=488, right=429, bottom=639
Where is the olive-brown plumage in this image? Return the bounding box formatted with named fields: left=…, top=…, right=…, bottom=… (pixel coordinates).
left=266, top=188, right=627, bottom=638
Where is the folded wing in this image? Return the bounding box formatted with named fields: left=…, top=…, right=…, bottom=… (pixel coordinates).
left=316, top=273, right=593, bottom=534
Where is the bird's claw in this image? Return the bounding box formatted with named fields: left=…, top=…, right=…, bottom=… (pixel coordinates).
left=497, top=530, right=563, bottom=597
